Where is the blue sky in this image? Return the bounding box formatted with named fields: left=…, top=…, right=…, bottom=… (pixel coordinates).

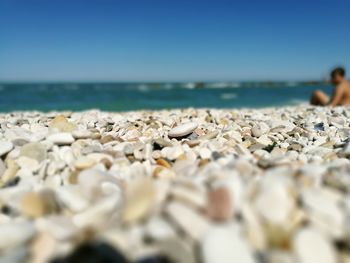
left=0, top=0, right=349, bottom=82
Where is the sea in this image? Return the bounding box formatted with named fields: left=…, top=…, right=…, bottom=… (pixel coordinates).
left=0, top=82, right=333, bottom=112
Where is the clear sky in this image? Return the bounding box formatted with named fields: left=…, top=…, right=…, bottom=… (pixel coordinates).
left=0, top=0, right=349, bottom=82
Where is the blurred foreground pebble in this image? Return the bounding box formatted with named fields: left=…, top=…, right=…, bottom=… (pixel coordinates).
left=0, top=106, right=350, bottom=262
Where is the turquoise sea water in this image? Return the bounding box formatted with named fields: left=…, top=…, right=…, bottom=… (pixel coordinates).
left=0, top=82, right=333, bottom=112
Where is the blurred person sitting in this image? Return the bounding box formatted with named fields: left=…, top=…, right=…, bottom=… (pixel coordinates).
left=310, top=67, right=350, bottom=106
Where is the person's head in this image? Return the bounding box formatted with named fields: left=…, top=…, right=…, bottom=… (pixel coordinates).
left=330, top=67, right=346, bottom=85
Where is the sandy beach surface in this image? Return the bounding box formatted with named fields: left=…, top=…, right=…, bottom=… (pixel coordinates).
left=0, top=106, right=350, bottom=263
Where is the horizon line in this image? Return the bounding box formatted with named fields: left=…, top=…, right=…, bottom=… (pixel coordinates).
left=0, top=78, right=330, bottom=84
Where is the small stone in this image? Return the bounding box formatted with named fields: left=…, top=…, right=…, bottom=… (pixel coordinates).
left=201, top=225, right=255, bottom=263
left=0, top=159, right=6, bottom=176
left=100, top=158, right=113, bottom=169
left=20, top=142, right=47, bottom=162
left=100, top=135, right=114, bottom=144
left=47, top=132, right=75, bottom=145
left=171, top=186, right=206, bottom=208
left=77, top=169, right=116, bottom=200
left=30, top=232, right=56, bottom=263
left=1, top=158, right=19, bottom=184
left=145, top=216, right=177, bottom=241
left=153, top=138, right=173, bottom=149
left=207, top=187, right=234, bottom=221
left=157, top=237, right=196, bottom=263
left=199, top=148, right=212, bottom=159
left=166, top=201, right=210, bottom=241
left=0, top=141, right=13, bottom=156
left=293, top=227, right=336, bottom=263
left=168, top=122, right=198, bottom=138
left=72, top=129, right=92, bottom=139
left=74, top=157, right=96, bottom=170
left=0, top=222, right=36, bottom=250
left=194, top=128, right=206, bottom=136
left=199, top=131, right=219, bottom=140
left=156, top=158, right=172, bottom=169
left=17, top=156, right=40, bottom=172
left=20, top=190, right=59, bottom=218
left=49, top=115, right=76, bottom=132
left=152, top=166, right=176, bottom=178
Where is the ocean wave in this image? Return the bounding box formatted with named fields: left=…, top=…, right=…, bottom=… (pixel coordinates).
left=220, top=93, right=237, bottom=100
left=137, top=84, right=149, bottom=92
left=207, top=82, right=241, bottom=89
left=182, top=83, right=196, bottom=89
left=288, top=99, right=308, bottom=105
left=64, top=84, right=79, bottom=91
left=37, top=85, right=48, bottom=91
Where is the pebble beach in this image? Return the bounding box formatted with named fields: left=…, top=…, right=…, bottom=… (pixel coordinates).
left=1, top=105, right=350, bottom=263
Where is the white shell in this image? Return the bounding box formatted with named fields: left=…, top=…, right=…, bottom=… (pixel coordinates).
left=168, top=122, right=198, bottom=137
left=0, top=141, right=13, bottom=156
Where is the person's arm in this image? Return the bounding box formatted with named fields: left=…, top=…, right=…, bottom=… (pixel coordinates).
left=328, top=86, right=344, bottom=106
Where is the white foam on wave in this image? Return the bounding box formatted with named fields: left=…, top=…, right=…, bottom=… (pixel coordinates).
left=138, top=84, right=149, bottom=92
left=288, top=99, right=308, bottom=105
left=207, top=82, right=241, bottom=89
left=220, top=93, right=237, bottom=100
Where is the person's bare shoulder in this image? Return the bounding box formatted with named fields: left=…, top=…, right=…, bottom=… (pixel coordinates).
left=345, top=81, right=350, bottom=89
left=337, top=81, right=349, bottom=91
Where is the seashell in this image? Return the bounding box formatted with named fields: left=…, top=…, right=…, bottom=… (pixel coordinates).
left=168, top=122, right=198, bottom=138
left=153, top=138, right=173, bottom=148
left=251, top=122, right=270, bottom=137
left=161, top=146, right=184, bottom=160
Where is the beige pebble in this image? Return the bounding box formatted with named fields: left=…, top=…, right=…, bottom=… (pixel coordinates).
left=122, top=177, right=156, bottom=224
left=49, top=115, right=76, bottom=132
left=207, top=187, right=234, bottom=221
